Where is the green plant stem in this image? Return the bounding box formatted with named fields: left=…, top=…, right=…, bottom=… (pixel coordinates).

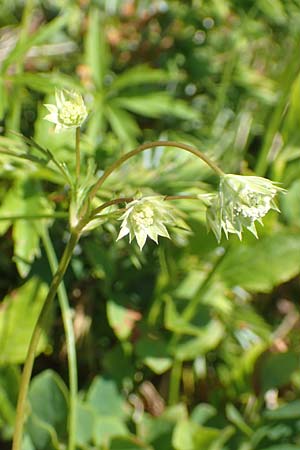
left=12, top=231, right=80, bottom=450
left=40, top=227, right=77, bottom=450
left=169, top=359, right=182, bottom=405
left=75, top=127, right=81, bottom=185
left=88, top=141, right=224, bottom=201
left=181, top=248, right=228, bottom=323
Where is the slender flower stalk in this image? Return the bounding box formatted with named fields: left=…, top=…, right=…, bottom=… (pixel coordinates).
left=75, top=127, right=81, bottom=185
left=12, top=231, right=80, bottom=450
left=88, top=141, right=224, bottom=202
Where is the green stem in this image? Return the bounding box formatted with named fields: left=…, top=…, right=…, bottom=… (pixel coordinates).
left=40, top=227, right=77, bottom=450
left=88, top=141, right=224, bottom=201
left=181, top=249, right=227, bottom=323
left=12, top=231, right=79, bottom=450
left=75, top=127, right=81, bottom=185
left=168, top=359, right=182, bottom=405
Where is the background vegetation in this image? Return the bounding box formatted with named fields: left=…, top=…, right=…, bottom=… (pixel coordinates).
left=1, top=0, right=300, bottom=449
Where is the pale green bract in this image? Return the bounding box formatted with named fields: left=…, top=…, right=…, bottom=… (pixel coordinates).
left=117, top=196, right=180, bottom=250
left=207, top=174, right=285, bottom=242
left=44, top=89, right=88, bottom=132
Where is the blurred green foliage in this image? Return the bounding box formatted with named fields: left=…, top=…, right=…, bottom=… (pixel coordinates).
left=1, top=0, right=300, bottom=449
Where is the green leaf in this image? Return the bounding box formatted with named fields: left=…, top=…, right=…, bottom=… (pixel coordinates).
left=84, top=7, right=109, bottom=88
left=191, top=404, right=217, bottom=425
left=110, top=435, right=151, bottom=450
left=26, top=413, right=60, bottom=450
left=135, top=336, right=172, bottom=374
left=114, top=94, right=199, bottom=120
left=27, top=370, right=69, bottom=450
left=264, top=400, right=300, bottom=420
left=107, top=299, right=141, bottom=340
left=111, top=65, right=176, bottom=91
left=87, top=376, right=127, bottom=419
left=226, top=404, right=252, bottom=436
left=217, top=232, right=300, bottom=292
left=0, top=277, right=50, bottom=365
left=0, top=179, right=53, bottom=277
left=260, top=446, right=300, bottom=450
left=93, top=415, right=128, bottom=447
left=75, top=402, right=95, bottom=447
left=260, top=352, right=298, bottom=392
left=172, top=419, right=220, bottom=450
left=173, top=321, right=224, bottom=361
left=106, top=104, right=140, bottom=147
left=0, top=366, right=20, bottom=438
left=281, top=179, right=300, bottom=226
left=10, top=72, right=82, bottom=94
left=28, top=370, right=68, bottom=435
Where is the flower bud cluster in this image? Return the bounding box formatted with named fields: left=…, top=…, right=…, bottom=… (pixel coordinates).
left=117, top=196, right=181, bottom=250
left=207, top=174, right=284, bottom=242
left=44, top=89, right=88, bottom=132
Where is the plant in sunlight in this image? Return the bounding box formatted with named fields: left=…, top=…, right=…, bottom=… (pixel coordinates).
left=10, top=89, right=285, bottom=450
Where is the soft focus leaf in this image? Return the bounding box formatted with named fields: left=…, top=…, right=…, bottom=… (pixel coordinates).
left=0, top=278, right=50, bottom=364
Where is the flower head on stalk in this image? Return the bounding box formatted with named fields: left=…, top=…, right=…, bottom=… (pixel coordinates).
left=207, top=174, right=285, bottom=242
left=44, top=89, right=88, bottom=132
left=117, top=196, right=181, bottom=250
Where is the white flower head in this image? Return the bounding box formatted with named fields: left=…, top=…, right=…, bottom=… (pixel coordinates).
left=44, top=89, right=88, bottom=132
left=117, top=196, right=180, bottom=250
left=207, top=174, right=285, bottom=242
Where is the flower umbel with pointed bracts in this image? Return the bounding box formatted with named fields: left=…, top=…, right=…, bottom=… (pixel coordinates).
left=44, top=89, right=88, bottom=132
left=117, top=196, right=183, bottom=250
left=207, top=174, right=285, bottom=242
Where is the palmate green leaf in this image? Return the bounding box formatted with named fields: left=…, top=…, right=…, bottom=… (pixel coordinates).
left=0, top=277, right=49, bottom=365
left=216, top=232, right=300, bottom=293
left=75, top=402, right=95, bottom=447
left=114, top=93, right=199, bottom=120
left=106, top=104, right=140, bottom=147
left=27, top=370, right=68, bottom=450
left=87, top=376, right=127, bottom=420
left=93, top=415, right=128, bottom=447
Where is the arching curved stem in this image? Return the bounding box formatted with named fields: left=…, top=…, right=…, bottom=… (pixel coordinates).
left=88, top=141, right=224, bottom=201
